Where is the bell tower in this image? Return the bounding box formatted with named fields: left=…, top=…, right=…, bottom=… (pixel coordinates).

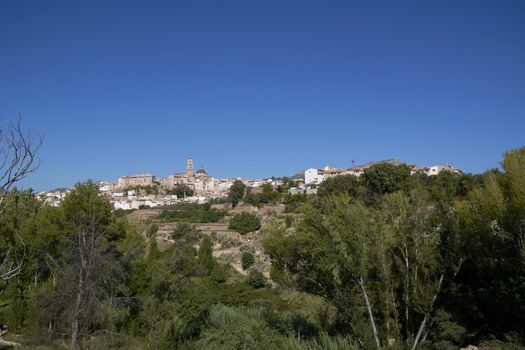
left=186, top=156, right=194, bottom=177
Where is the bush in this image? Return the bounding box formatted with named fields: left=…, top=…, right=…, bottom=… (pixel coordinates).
left=172, top=222, right=200, bottom=243
left=193, top=304, right=284, bottom=349
left=244, top=191, right=270, bottom=208
left=157, top=203, right=226, bottom=223
left=246, top=270, right=268, bottom=289
left=228, top=213, right=261, bottom=234
left=283, top=193, right=307, bottom=213
left=284, top=332, right=359, bottom=350
left=241, top=251, right=255, bottom=270
left=147, top=223, right=159, bottom=238
left=166, top=184, right=194, bottom=198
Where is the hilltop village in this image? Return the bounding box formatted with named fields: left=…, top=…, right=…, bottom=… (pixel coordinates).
left=37, top=157, right=462, bottom=209
left=34, top=155, right=466, bottom=287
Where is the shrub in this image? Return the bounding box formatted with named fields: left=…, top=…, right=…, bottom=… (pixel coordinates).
left=147, top=223, right=159, bottom=238
left=157, top=203, right=226, bottom=223
left=228, top=212, right=261, bottom=234
left=246, top=270, right=268, bottom=289
left=172, top=222, right=200, bottom=242
left=241, top=251, right=255, bottom=270
left=193, top=304, right=284, bottom=349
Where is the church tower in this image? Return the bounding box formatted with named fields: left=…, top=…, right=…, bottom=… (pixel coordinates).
left=186, top=156, right=194, bottom=177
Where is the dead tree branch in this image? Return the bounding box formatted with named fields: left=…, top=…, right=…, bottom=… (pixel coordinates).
left=0, top=115, right=42, bottom=296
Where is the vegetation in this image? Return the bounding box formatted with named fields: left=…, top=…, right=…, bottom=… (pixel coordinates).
left=243, top=187, right=270, bottom=207
left=171, top=222, right=201, bottom=243
left=123, top=184, right=160, bottom=196
left=228, top=180, right=246, bottom=208
left=228, top=212, right=261, bottom=234
left=317, top=174, right=361, bottom=198
left=157, top=202, right=226, bottom=223
left=244, top=183, right=282, bottom=208
left=1, top=130, right=525, bottom=349
left=166, top=184, right=194, bottom=198
left=284, top=193, right=309, bottom=213
left=241, top=251, right=255, bottom=270
left=246, top=270, right=268, bottom=289
left=263, top=148, right=525, bottom=349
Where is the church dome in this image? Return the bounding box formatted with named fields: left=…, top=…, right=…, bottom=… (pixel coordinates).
left=196, top=165, right=208, bottom=175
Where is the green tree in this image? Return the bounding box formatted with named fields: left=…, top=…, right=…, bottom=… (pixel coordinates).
left=197, top=236, right=216, bottom=273
left=317, top=174, right=361, bottom=198
left=244, top=187, right=270, bottom=208
left=228, top=180, right=246, bottom=208
left=171, top=222, right=200, bottom=243
left=229, top=213, right=261, bottom=234
left=261, top=183, right=280, bottom=202
left=264, top=193, right=462, bottom=349
left=502, top=147, right=525, bottom=229
left=30, top=182, right=127, bottom=348
left=426, top=172, right=479, bottom=204
left=362, top=163, right=411, bottom=200
left=447, top=147, right=525, bottom=340
left=167, top=184, right=194, bottom=198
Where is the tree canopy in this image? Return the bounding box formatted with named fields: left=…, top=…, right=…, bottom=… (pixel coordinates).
left=2, top=147, right=525, bottom=349
left=228, top=180, right=246, bottom=208
left=228, top=212, right=261, bottom=234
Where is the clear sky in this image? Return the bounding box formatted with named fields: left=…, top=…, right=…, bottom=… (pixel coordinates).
left=1, top=0, right=524, bottom=191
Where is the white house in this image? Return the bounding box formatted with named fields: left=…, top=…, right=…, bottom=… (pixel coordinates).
left=216, top=179, right=234, bottom=192
left=304, top=168, right=325, bottom=184
left=113, top=200, right=136, bottom=210
left=98, top=181, right=115, bottom=192
left=426, top=164, right=461, bottom=176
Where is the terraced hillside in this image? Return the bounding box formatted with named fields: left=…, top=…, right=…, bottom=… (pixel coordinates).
left=127, top=204, right=288, bottom=277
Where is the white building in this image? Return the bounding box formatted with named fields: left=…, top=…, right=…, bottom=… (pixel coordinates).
left=98, top=181, right=115, bottom=192
left=426, top=164, right=461, bottom=176
left=111, top=199, right=135, bottom=210
left=216, top=179, right=235, bottom=192
left=304, top=168, right=325, bottom=185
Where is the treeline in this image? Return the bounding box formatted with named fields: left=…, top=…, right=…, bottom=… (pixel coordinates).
left=0, top=147, right=524, bottom=349
left=263, top=147, right=525, bottom=349
left=0, top=183, right=353, bottom=349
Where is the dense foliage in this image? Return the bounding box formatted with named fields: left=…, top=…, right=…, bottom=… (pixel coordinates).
left=157, top=202, right=226, bottom=223
left=166, top=184, right=195, bottom=198
left=228, top=180, right=246, bottom=208
left=241, top=251, right=255, bottom=270
left=244, top=183, right=282, bottom=207
left=228, top=212, right=261, bottom=234
left=263, top=147, right=525, bottom=349
left=1, top=147, right=525, bottom=349
left=123, top=184, right=161, bottom=196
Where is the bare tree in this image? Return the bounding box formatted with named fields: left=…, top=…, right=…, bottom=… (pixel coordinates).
left=0, top=115, right=42, bottom=297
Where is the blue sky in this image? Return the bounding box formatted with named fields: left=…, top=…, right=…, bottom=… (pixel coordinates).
left=0, top=0, right=524, bottom=191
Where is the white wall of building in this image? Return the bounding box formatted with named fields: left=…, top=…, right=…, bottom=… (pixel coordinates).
left=426, top=164, right=458, bottom=176
left=304, top=168, right=325, bottom=184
